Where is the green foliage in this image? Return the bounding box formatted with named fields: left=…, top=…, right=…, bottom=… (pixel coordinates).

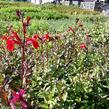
left=1, top=1, right=109, bottom=109
left=0, top=1, right=100, bottom=22
left=24, top=19, right=109, bottom=109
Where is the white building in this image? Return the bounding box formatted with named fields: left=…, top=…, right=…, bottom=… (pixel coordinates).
left=31, top=0, right=53, bottom=4
left=30, top=0, right=109, bottom=5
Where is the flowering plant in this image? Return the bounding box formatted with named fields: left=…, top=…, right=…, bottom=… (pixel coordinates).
left=0, top=10, right=93, bottom=109
left=0, top=10, right=50, bottom=109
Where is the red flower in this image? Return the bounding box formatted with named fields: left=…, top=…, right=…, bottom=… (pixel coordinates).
left=2, top=31, right=22, bottom=52
left=6, top=39, right=15, bottom=52
left=26, top=38, right=39, bottom=49
left=80, top=43, right=86, bottom=49
left=11, top=31, right=21, bottom=42
left=41, top=33, right=50, bottom=43
left=9, top=89, right=27, bottom=109
left=33, top=34, right=39, bottom=39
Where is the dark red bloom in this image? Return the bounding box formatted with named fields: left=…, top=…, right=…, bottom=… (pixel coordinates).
left=40, top=33, right=50, bottom=43
left=45, top=33, right=49, bottom=40
left=26, top=38, right=39, bottom=49
left=80, top=43, right=86, bottom=49
left=33, top=34, right=39, bottom=39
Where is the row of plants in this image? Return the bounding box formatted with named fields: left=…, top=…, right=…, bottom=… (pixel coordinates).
left=0, top=1, right=100, bottom=15
left=0, top=1, right=35, bottom=8
left=0, top=10, right=109, bottom=109
left=0, top=7, right=69, bottom=21
left=0, top=1, right=100, bottom=21
left=0, top=15, right=107, bottom=37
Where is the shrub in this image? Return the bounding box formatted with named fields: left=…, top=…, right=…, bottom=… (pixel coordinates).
left=1, top=3, right=109, bottom=109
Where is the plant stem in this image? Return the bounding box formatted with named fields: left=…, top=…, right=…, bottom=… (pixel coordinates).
left=22, top=18, right=26, bottom=88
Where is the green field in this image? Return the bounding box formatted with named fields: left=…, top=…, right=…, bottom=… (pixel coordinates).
left=0, top=1, right=106, bottom=34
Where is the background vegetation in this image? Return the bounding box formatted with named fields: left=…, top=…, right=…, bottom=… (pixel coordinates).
left=0, top=1, right=109, bottom=109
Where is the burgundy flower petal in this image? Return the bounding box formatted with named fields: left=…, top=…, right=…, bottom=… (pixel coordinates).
left=26, top=38, right=39, bottom=49
left=26, top=38, right=32, bottom=45
left=11, top=31, right=21, bottom=42
left=19, top=89, right=25, bottom=96
left=31, top=38, right=39, bottom=49
left=33, top=34, right=39, bottom=39
left=41, top=33, right=50, bottom=43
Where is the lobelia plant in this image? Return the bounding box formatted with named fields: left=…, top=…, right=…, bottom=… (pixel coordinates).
left=0, top=11, right=90, bottom=108
left=0, top=10, right=50, bottom=109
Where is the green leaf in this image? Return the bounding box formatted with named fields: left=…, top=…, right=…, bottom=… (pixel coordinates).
left=62, top=91, right=68, bottom=101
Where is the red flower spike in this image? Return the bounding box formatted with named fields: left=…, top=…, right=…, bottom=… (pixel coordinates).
left=45, top=33, right=49, bottom=40
left=80, top=43, right=86, bottom=49
left=6, top=39, right=15, bottom=52
left=33, top=34, right=39, bottom=39
left=8, top=36, right=16, bottom=40
left=32, top=39, right=39, bottom=49
left=41, top=33, right=50, bottom=43
left=26, top=38, right=39, bottom=49
left=26, top=38, right=32, bottom=45
left=13, top=40, right=21, bottom=45
left=11, top=31, right=21, bottom=42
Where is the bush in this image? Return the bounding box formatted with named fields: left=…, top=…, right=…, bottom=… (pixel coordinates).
left=1, top=2, right=109, bottom=109
left=0, top=12, right=109, bottom=108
